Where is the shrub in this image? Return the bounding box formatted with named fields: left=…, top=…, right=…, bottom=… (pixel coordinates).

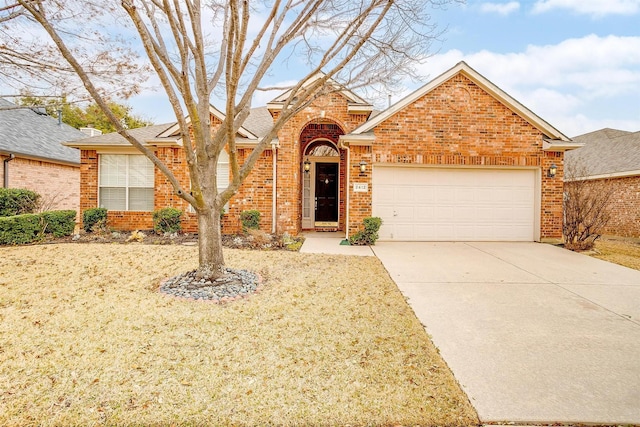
left=83, top=208, right=108, bottom=233
left=0, top=188, right=40, bottom=217
left=240, top=210, right=261, bottom=232
left=153, top=207, right=183, bottom=234
left=563, top=162, right=614, bottom=251
left=0, top=213, right=41, bottom=244
left=41, top=210, right=77, bottom=237
left=349, top=216, right=383, bottom=246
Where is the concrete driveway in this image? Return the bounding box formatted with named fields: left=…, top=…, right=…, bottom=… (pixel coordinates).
left=372, top=242, right=640, bottom=425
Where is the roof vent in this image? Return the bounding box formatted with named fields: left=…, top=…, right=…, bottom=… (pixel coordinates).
left=79, top=127, right=103, bottom=137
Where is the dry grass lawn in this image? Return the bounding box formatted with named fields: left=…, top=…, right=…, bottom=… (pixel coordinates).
left=0, top=244, right=478, bottom=426
left=590, top=237, right=640, bottom=271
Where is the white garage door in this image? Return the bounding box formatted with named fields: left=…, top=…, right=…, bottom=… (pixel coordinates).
left=372, top=167, right=537, bottom=241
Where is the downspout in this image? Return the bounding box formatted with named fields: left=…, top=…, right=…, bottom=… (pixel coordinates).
left=271, top=140, right=278, bottom=234
left=344, top=144, right=350, bottom=241
left=3, top=153, right=15, bottom=188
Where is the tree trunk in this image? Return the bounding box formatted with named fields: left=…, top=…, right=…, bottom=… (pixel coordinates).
left=196, top=207, right=225, bottom=280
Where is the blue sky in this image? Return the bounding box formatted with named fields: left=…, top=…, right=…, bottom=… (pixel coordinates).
left=130, top=0, right=640, bottom=137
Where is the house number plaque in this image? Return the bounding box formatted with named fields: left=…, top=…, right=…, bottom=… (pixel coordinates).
left=353, top=183, right=368, bottom=192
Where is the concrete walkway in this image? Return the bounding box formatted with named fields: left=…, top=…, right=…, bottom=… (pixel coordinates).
left=299, top=232, right=374, bottom=256
left=372, top=242, right=640, bottom=425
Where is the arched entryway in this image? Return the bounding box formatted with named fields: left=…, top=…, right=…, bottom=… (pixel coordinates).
left=299, top=120, right=346, bottom=231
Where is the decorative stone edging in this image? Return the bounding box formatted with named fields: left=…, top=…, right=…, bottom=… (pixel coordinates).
left=159, top=267, right=263, bottom=303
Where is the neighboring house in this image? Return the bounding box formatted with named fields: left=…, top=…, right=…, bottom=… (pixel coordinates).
left=0, top=98, right=87, bottom=212
left=66, top=62, right=579, bottom=241
left=566, top=128, right=640, bottom=238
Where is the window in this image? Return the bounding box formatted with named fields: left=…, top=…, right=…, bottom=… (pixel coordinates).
left=217, top=150, right=229, bottom=192
left=99, top=154, right=154, bottom=211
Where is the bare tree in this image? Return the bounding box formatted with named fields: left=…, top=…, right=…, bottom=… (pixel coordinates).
left=563, top=161, right=615, bottom=251
left=14, top=0, right=448, bottom=280
left=0, top=1, right=147, bottom=100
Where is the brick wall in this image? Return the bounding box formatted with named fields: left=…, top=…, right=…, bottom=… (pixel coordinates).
left=226, top=148, right=274, bottom=234
left=349, top=73, right=565, bottom=239
left=1, top=155, right=79, bottom=212
left=272, top=94, right=370, bottom=235
left=602, top=175, right=640, bottom=238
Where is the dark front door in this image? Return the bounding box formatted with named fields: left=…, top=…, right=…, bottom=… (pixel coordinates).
left=315, top=162, right=338, bottom=223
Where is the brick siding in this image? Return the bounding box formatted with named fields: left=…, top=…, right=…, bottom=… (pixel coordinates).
left=601, top=175, right=640, bottom=238
left=350, top=74, right=565, bottom=239
left=1, top=155, right=79, bottom=212
left=76, top=72, right=566, bottom=240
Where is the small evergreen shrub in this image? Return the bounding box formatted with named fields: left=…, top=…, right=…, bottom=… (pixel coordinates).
left=349, top=216, right=383, bottom=246
left=83, top=207, right=108, bottom=232
left=0, top=188, right=40, bottom=217
left=0, top=213, right=41, bottom=244
left=153, top=207, right=183, bottom=234
left=240, top=210, right=261, bottom=232
left=40, top=210, right=77, bottom=237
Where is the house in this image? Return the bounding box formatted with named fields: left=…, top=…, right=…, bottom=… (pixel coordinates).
left=0, top=98, right=87, bottom=212
left=66, top=62, right=580, bottom=241
left=565, top=128, right=640, bottom=238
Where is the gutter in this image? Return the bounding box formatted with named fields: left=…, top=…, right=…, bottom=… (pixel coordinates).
left=3, top=153, right=15, bottom=188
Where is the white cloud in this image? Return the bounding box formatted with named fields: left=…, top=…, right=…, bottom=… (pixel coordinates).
left=532, top=0, right=640, bottom=17
left=480, top=2, right=520, bottom=15
left=405, top=34, right=640, bottom=136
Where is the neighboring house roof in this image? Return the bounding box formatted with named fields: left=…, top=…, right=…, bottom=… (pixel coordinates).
left=0, top=98, right=85, bottom=165
left=65, top=123, right=177, bottom=148
left=566, top=128, right=640, bottom=179
left=347, top=61, right=572, bottom=143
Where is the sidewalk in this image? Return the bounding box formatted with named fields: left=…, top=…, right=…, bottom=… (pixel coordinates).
left=299, top=232, right=374, bottom=256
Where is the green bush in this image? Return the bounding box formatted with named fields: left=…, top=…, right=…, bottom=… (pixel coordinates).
left=349, top=216, right=383, bottom=246
left=83, top=207, right=108, bottom=232
left=0, top=213, right=41, bottom=244
left=240, top=210, right=261, bottom=232
left=153, top=207, right=182, bottom=234
left=0, top=188, right=40, bottom=217
left=41, top=210, right=77, bottom=237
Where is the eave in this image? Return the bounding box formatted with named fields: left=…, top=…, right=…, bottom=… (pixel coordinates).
left=543, top=139, right=584, bottom=152
left=338, top=133, right=375, bottom=147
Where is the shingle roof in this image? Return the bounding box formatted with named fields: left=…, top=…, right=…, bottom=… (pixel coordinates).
left=0, top=98, right=85, bottom=164
left=243, top=106, right=274, bottom=138
left=566, top=128, right=640, bottom=178
left=66, top=122, right=177, bottom=146
left=66, top=107, right=275, bottom=147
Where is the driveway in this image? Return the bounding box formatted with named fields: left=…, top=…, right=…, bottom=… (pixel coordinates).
left=372, top=242, right=640, bottom=425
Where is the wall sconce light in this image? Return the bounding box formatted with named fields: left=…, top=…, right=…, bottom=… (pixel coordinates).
left=303, top=158, right=311, bottom=173
left=359, top=160, right=367, bottom=174
left=547, top=163, right=557, bottom=178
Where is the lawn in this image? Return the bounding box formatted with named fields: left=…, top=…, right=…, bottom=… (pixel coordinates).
left=590, top=237, right=640, bottom=271
left=0, top=244, right=478, bottom=426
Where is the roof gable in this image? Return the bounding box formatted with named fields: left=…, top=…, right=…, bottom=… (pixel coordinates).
left=266, top=71, right=373, bottom=113
left=350, top=61, right=570, bottom=141
left=157, top=105, right=258, bottom=140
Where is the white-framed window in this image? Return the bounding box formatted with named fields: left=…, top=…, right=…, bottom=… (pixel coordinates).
left=99, top=154, right=154, bottom=211
left=217, top=150, right=229, bottom=193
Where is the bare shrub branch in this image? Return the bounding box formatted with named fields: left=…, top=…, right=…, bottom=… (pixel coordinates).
left=563, top=161, right=615, bottom=251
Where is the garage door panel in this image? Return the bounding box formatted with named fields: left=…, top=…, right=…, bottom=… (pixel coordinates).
left=373, top=167, right=536, bottom=241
